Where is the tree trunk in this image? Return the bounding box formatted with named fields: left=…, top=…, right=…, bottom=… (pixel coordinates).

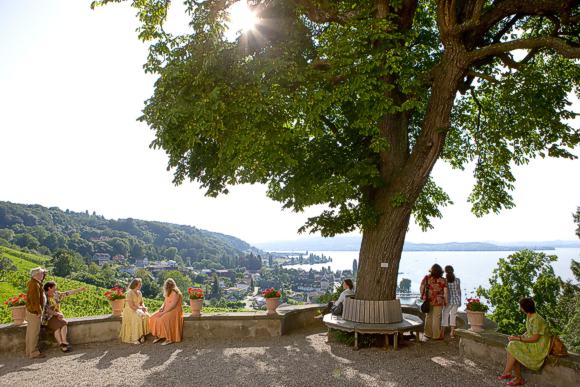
left=355, top=49, right=467, bottom=301
left=356, top=200, right=412, bottom=300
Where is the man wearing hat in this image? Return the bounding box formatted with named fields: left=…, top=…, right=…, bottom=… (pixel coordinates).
left=26, top=267, right=46, bottom=358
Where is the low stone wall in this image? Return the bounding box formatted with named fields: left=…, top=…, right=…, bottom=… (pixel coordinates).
left=457, top=329, right=580, bottom=387
left=0, top=304, right=326, bottom=354
left=401, top=305, right=497, bottom=331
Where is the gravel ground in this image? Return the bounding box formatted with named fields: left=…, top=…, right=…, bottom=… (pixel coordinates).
left=0, top=328, right=544, bottom=387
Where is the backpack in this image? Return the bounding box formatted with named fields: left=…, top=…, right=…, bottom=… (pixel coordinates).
left=331, top=302, right=343, bottom=316
left=550, top=336, right=568, bottom=357
left=420, top=276, right=430, bottom=314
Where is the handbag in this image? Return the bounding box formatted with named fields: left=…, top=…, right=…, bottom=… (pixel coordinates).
left=420, top=275, right=431, bottom=314
left=331, top=302, right=343, bottom=316
left=550, top=335, right=568, bottom=357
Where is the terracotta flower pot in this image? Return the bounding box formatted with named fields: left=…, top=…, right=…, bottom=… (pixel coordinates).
left=11, top=305, right=27, bottom=325
left=467, top=310, right=485, bottom=332
left=190, top=299, right=203, bottom=317
left=110, top=298, right=125, bottom=317
left=265, top=297, right=280, bottom=315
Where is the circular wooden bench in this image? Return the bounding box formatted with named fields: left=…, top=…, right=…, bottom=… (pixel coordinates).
left=323, top=313, right=424, bottom=350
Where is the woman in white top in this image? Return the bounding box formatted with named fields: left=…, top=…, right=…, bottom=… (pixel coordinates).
left=330, top=279, right=355, bottom=315
left=441, top=265, right=461, bottom=338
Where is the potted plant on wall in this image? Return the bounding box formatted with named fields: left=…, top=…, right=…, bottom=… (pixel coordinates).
left=262, top=288, right=281, bottom=315
left=466, top=298, right=489, bottom=332
left=104, top=286, right=126, bottom=317
left=4, top=293, right=27, bottom=325
left=188, top=287, right=204, bottom=317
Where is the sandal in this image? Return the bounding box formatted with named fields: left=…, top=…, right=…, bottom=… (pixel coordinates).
left=139, top=336, right=146, bottom=344
left=60, top=344, right=68, bottom=352
left=153, top=337, right=164, bottom=344
left=507, top=378, right=525, bottom=386
left=161, top=340, right=173, bottom=346
left=497, top=374, right=512, bottom=381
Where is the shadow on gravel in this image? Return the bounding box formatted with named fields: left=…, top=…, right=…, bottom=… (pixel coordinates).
left=138, top=328, right=500, bottom=387
left=0, top=328, right=504, bottom=386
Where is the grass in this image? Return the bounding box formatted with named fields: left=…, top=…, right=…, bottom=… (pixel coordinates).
left=0, top=246, right=163, bottom=324
left=1, top=246, right=249, bottom=323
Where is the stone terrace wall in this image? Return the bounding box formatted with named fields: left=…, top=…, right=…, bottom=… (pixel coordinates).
left=457, top=329, right=580, bottom=387
left=0, top=304, right=326, bottom=354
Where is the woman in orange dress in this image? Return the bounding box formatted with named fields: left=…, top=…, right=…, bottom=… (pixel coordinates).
left=149, top=278, right=184, bottom=345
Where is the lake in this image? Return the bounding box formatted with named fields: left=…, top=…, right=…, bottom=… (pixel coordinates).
left=286, top=248, right=580, bottom=301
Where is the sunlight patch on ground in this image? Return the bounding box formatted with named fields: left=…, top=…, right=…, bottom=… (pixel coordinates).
left=341, top=366, right=397, bottom=386
left=222, top=346, right=267, bottom=358
left=305, top=333, right=353, bottom=364
left=431, top=355, right=486, bottom=376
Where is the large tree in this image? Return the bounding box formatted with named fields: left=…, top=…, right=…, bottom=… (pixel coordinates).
left=94, top=0, right=580, bottom=300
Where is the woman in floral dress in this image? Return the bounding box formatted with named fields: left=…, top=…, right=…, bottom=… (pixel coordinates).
left=420, top=264, right=448, bottom=340
left=497, top=298, right=552, bottom=386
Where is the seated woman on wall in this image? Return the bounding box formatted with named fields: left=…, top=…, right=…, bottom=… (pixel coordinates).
left=149, top=278, right=184, bottom=345
left=120, top=278, right=150, bottom=345
left=42, top=281, right=87, bottom=352
left=328, top=279, right=355, bottom=316
left=497, top=298, right=552, bottom=386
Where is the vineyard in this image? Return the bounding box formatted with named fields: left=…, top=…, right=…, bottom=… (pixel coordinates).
left=0, top=246, right=245, bottom=324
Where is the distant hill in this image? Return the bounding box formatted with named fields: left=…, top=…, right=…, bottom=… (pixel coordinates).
left=254, top=235, right=580, bottom=252
left=0, top=201, right=256, bottom=267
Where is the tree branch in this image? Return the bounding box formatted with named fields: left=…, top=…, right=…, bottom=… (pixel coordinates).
left=457, top=0, right=574, bottom=37
left=467, top=70, right=499, bottom=84
left=469, top=36, right=580, bottom=62
left=321, top=116, right=338, bottom=135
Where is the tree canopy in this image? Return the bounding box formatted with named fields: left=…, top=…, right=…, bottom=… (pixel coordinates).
left=95, top=0, right=580, bottom=299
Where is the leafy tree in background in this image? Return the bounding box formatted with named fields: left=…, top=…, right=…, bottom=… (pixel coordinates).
left=575, top=207, right=580, bottom=238
left=95, top=0, right=580, bottom=300
left=157, top=270, right=193, bottom=294
left=52, top=249, right=77, bottom=277
left=559, top=260, right=579, bottom=352
left=0, top=229, right=15, bottom=243
left=135, top=268, right=161, bottom=298
left=559, top=210, right=580, bottom=352
left=14, top=234, right=40, bottom=251
left=109, top=237, right=130, bottom=257
left=165, top=246, right=178, bottom=260
left=477, top=250, right=562, bottom=334
left=211, top=274, right=221, bottom=299
left=0, top=255, right=17, bottom=281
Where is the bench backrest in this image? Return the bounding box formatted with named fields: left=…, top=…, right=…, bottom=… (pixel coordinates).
left=343, top=297, right=403, bottom=324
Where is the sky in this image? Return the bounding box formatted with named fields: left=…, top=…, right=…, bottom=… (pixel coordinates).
left=0, top=0, right=578, bottom=245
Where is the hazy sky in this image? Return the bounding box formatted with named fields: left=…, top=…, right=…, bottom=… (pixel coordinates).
left=0, top=0, right=578, bottom=245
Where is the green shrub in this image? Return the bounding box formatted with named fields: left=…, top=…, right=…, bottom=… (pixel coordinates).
left=559, top=260, right=580, bottom=353
left=477, top=250, right=562, bottom=334
left=318, top=284, right=344, bottom=304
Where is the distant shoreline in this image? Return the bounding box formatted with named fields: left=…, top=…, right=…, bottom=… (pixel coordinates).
left=264, top=246, right=580, bottom=253
left=271, top=248, right=557, bottom=253
left=255, top=239, right=580, bottom=253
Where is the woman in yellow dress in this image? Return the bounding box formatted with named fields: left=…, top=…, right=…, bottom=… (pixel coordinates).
left=119, top=278, right=150, bottom=344
left=149, top=278, right=184, bottom=345
left=497, top=298, right=552, bottom=386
